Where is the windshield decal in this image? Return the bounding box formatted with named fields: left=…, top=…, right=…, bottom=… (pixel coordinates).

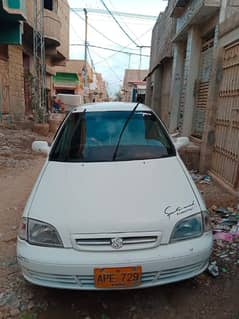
left=164, top=201, right=195, bottom=218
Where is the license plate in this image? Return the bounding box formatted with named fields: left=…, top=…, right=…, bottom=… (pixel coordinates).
left=94, top=266, right=142, bottom=288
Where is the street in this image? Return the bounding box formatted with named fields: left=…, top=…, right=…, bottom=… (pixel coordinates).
left=0, top=127, right=238, bottom=319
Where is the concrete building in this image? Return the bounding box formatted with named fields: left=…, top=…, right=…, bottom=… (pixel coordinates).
left=145, top=0, right=176, bottom=127
left=94, top=73, right=109, bottom=102
left=53, top=60, right=108, bottom=103
left=122, top=69, right=148, bottom=103
left=146, top=0, right=239, bottom=194
left=0, top=0, right=69, bottom=122
left=53, top=60, right=89, bottom=96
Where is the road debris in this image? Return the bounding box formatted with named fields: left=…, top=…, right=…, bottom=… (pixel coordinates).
left=208, top=261, right=219, bottom=277
left=208, top=204, right=239, bottom=274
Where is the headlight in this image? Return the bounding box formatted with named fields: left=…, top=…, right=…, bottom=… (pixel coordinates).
left=170, top=213, right=203, bottom=242
left=18, top=217, right=27, bottom=241
left=18, top=218, right=63, bottom=248
left=202, top=211, right=212, bottom=232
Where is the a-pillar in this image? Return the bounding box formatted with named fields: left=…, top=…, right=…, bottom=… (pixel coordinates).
left=182, top=26, right=201, bottom=136
left=168, top=41, right=185, bottom=133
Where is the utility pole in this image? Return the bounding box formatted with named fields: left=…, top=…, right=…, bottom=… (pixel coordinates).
left=83, top=8, right=88, bottom=103
left=128, top=53, right=132, bottom=69
left=136, top=45, right=151, bottom=80
left=137, top=45, right=151, bottom=70
left=33, top=0, right=47, bottom=123
left=138, top=46, right=143, bottom=70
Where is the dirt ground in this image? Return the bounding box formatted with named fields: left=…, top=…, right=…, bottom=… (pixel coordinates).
left=0, top=127, right=238, bottom=319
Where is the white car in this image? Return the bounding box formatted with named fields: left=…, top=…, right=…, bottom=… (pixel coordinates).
left=17, top=102, right=213, bottom=290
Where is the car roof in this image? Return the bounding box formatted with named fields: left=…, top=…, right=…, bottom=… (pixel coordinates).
left=72, top=102, right=152, bottom=113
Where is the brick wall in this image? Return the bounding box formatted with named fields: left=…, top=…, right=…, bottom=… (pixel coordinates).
left=0, top=57, right=10, bottom=115
left=8, top=45, right=25, bottom=120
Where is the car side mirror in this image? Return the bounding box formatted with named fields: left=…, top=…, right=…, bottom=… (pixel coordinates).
left=32, top=141, right=50, bottom=155
left=174, top=137, right=189, bottom=150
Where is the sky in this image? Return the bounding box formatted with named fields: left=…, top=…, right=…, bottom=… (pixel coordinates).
left=68, top=0, right=168, bottom=97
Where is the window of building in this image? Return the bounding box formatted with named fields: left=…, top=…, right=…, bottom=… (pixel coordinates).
left=44, top=0, right=53, bottom=10
left=44, top=0, right=58, bottom=12
left=0, top=45, right=8, bottom=60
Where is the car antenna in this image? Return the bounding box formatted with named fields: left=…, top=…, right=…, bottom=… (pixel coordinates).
left=112, top=102, right=140, bottom=161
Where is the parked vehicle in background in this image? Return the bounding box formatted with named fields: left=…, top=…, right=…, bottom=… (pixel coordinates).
left=17, top=102, right=213, bottom=290
left=56, top=94, right=83, bottom=112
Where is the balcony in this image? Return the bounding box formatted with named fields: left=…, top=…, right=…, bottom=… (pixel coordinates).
left=0, top=0, right=26, bottom=44
left=172, top=0, right=220, bottom=40
left=1, top=0, right=26, bottom=19
left=44, top=9, right=61, bottom=48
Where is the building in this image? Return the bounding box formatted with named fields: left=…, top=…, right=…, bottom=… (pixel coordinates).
left=94, top=73, right=108, bottom=102
left=53, top=60, right=108, bottom=103
left=145, top=1, right=176, bottom=127
left=146, top=0, right=239, bottom=194
left=53, top=60, right=89, bottom=96
left=0, top=0, right=69, bottom=122
left=122, top=69, right=148, bottom=103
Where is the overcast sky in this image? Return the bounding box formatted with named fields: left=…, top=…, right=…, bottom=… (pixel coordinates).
left=68, top=0, right=168, bottom=97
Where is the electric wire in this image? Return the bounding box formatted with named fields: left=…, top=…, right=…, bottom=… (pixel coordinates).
left=70, top=43, right=150, bottom=57
left=94, top=26, right=153, bottom=65
left=71, top=8, right=138, bottom=52
left=89, top=46, right=122, bottom=82
left=104, top=0, right=142, bottom=46
left=99, top=0, right=139, bottom=46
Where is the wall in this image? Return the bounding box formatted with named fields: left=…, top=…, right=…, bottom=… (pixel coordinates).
left=199, top=0, right=239, bottom=193
left=122, top=69, right=148, bottom=102
left=57, top=0, right=69, bottom=60
left=146, top=0, right=176, bottom=124
left=25, top=0, right=33, bottom=26
left=160, top=60, right=172, bottom=127
left=149, top=1, right=176, bottom=70
left=25, top=0, right=69, bottom=61
left=8, top=45, right=25, bottom=120
left=0, top=58, right=9, bottom=114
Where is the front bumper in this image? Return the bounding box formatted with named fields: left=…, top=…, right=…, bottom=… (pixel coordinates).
left=17, top=232, right=213, bottom=290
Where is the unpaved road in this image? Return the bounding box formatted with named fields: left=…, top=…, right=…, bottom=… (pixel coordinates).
left=0, top=128, right=239, bottom=319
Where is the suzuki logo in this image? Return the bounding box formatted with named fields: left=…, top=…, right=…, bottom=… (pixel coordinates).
left=111, top=237, right=123, bottom=249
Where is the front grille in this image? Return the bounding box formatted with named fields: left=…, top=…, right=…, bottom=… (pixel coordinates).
left=22, top=261, right=207, bottom=289
left=159, top=261, right=206, bottom=281
left=72, top=232, right=161, bottom=251
left=23, top=268, right=158, bottom=288
left=77, top=271, right=158, bottom=288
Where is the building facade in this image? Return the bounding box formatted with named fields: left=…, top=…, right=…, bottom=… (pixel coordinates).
left=53, top=60, right=108, bottom=104
left=145, top=0, right=176, bottom=127
left=122, top=69, right=148, bottom=103
left=94, top=73, right=108, bottom=102
left=146, top=0, right=239, bottom=194
left=0, top=0, right=69, bottom=122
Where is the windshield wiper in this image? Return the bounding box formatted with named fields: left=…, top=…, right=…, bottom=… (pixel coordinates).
left=112, top=103, right=140, bottom=161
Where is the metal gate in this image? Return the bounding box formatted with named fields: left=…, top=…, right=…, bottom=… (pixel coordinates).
left=192, top=38, right=214, bottom=138
left=211, top=42, right=239, bottom=190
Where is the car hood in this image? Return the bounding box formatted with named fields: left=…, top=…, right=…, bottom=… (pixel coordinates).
left=28, top=157, right=203, bottom=244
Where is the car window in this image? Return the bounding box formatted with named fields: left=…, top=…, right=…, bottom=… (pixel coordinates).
left=49, top=111, right=176, bottom=162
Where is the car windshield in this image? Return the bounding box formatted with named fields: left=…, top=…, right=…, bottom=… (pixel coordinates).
left=49, top=111, right=176, bottom=162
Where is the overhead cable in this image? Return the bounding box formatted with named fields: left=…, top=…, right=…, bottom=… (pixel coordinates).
left=71, top=8, right=138, bottom=52
left=70, top=43, right=150, bottom=57
left=99, top=0, right=139, bottom=47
